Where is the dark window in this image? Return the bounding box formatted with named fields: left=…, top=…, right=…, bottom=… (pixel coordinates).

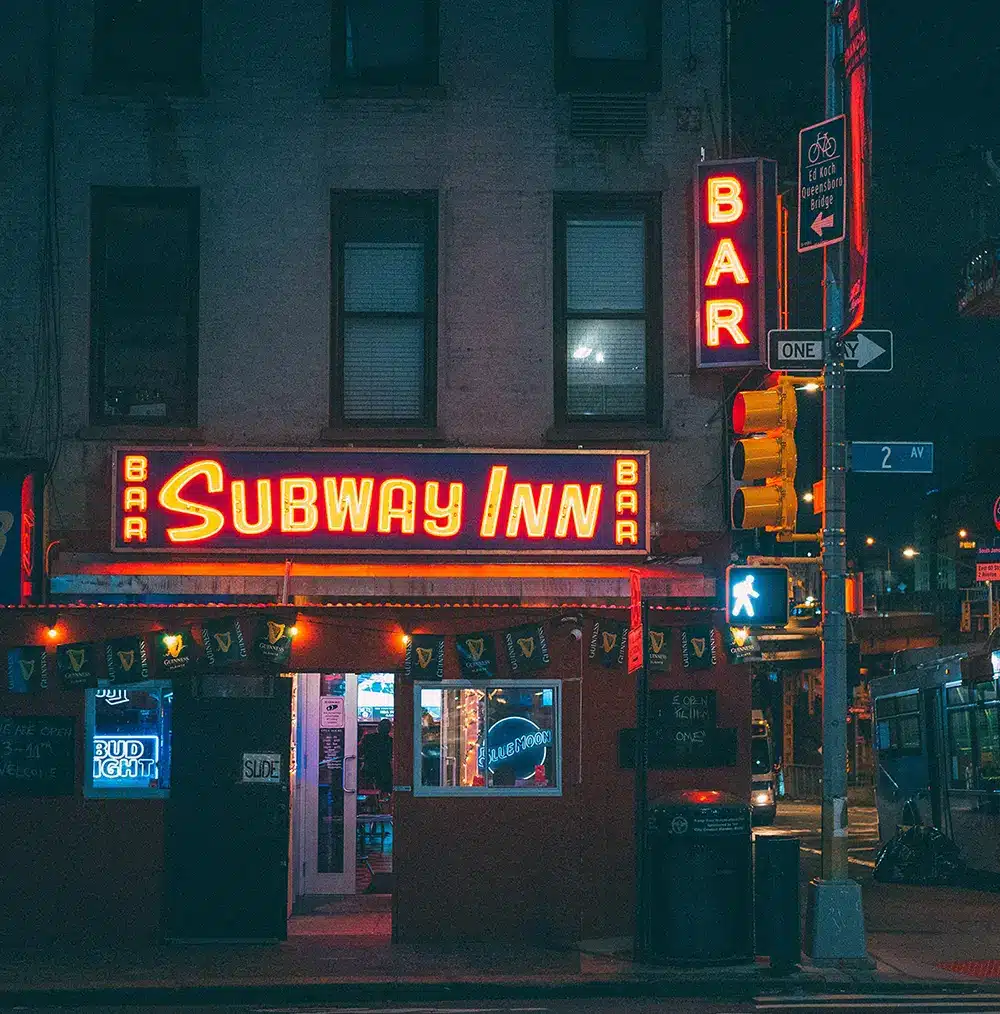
left=874, top=691, right=921, bottom=756
left=90, top=188, right=199, bottom=425
left=751, top=737, right=771, bottom=774
left=331, top=194, right=437, bottom=425
left=554, top=195, right=661, bottom=424
left=555, top=0, right=661, bottom=93
left=93, top=0, right=201, bottom=91
left=332, top=0, right=438, bottom=86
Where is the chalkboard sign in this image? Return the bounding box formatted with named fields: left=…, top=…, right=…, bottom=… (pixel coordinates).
left=619, top=726, right=738, bottom=769
left=650, top=689, right=716, bottom=729
left=0, top=715, right=75, bottom=796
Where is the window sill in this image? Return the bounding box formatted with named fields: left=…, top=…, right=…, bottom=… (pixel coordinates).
left=319, top=426, right=448, bottom=446
left=544, top=422, right=666, bottom=445
left=323, top=82, right=446, bottom=101
left=83, top=78, right=208, bottom=99
left=77, top=424, right=204, bottom=443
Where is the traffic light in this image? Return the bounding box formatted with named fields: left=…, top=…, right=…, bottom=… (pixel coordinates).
left=730, top=378, right=798, bottom=533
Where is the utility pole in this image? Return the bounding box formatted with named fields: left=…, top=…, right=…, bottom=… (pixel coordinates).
left=806, top=0, right=869, bottom=963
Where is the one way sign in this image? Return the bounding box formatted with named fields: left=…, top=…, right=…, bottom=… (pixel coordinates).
left=767, top=329, right=893, bottom=373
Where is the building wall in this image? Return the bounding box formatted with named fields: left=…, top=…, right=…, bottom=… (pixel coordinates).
left=0, top=605, right=750, bottom=946
left=1, top=0, right=727, bottom=550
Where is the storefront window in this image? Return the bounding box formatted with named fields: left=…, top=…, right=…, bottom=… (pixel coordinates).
left=84, top=683, right=172, bottom=798
left=415, top=681, right=560, bottom=796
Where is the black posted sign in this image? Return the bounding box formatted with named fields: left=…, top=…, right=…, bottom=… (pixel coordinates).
left=0, top=715, right=75, bottom=796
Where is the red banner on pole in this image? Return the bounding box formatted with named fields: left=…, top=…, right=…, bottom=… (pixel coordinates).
left=844, top=0, right=871, bottom=334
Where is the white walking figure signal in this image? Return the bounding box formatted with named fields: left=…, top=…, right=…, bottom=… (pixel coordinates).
left=731, top=575, right=759, bottom=618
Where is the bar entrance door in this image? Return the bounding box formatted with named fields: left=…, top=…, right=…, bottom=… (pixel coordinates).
left=294, top=673, right=358, bottom=897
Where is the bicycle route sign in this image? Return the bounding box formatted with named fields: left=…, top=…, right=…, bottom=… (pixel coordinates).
left=797, top=114, right=846, bottom=253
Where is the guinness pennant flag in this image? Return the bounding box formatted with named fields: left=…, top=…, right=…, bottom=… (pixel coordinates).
left=56, top=641, right=101, bottom=689
left=456, top=631, right=497, bottom=679
left=405, top=634, right=445, bottom=680
left=504, top=623, right=550, bottom=674
left=680, top=626, right=718, bottom=670
left=252, top=616, right=295, bottom=668
left=589, top=618, right=625, bottom=669
left=7, top=646, right=48, bottom=693
left=646, top=626, right=671, bottom=672
left=105, top=636, right=150, bottom=685
left=723, top=624, right=761, bottom=664
left=201, top=617, right=247, bottom=668
left=154, top=627, right=198, bottom=677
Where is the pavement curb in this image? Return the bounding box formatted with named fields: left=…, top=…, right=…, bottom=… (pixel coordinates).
left=1, top=975, right=997, bottom=1008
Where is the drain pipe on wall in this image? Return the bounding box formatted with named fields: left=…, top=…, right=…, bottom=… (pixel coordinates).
left=281, top=559, right=292, bottom=605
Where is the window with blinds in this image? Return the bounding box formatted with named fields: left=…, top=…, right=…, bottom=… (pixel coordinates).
left=333, top=0, right=439, bottom=86
left=90, top=188, right=199, bottom=425
left=554, top=0, right=661, bottom=93
left=333, top=195, right=437, bottom=425
left=555, top=197, right=660, bottom=423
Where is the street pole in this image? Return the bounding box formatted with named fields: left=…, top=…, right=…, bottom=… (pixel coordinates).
left=806, top=0, right=869, bottom=963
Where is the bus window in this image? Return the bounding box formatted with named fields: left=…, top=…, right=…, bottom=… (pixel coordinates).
left=976, top=707, right=1000, bottom=790
left=948, top=709, right=975, bottom=789
left=946, top=685, right=973, bottom=707
left=875, top=691, right=920, bottom=754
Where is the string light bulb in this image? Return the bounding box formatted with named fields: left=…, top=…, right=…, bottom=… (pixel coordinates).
left=288, top=625, right=299, bottom=638
left=45, top=625, right=59, bottom=640
left=402, top=634, right=411, bottom=646
left=163, top=634, right=178, bottom=648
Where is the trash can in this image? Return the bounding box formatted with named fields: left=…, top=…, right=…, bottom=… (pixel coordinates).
left=646, top=790, right=754, bottom=963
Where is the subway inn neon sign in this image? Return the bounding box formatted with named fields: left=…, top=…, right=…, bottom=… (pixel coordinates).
left=694, top=159, right=778, bottom=369
left=111, top=448, right=650, bottom=556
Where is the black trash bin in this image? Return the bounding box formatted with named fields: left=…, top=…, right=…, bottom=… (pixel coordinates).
left=646, top=790, right=754, bottom=964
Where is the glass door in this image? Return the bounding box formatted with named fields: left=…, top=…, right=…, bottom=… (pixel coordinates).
left=295, top=673, right=358, bottom=896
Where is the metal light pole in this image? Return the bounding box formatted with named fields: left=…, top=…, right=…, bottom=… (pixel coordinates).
left=806, top=0, right=869, bottom=963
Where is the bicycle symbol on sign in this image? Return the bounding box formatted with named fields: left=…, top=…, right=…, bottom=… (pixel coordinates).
left=807, top=131, right=838, bottom=164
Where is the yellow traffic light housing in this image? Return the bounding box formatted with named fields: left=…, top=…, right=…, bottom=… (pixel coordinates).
left=731, top=379, right=798, bottom=533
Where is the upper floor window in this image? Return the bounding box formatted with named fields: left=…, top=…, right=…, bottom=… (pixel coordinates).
left=331, top=193, right=437, bottom=426
left=554, top=195, right=661, bottom=424
left=93, top=0, right=201, bottom=92
left=90, top=188, right=199, bottom=426
left=554, top=0, right=661, bottom=93
left=332, top=0, right=439, bottom=87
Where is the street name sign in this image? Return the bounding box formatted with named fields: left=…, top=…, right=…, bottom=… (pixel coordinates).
left=798, top=114, right=846, bottom=253
left=767, top=329, right=893, bottom=372
left=849, top=442, right=934, bottom=474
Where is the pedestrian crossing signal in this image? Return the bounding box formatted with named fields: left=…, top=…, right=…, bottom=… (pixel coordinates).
left=725, top=565, right=790, bottom=627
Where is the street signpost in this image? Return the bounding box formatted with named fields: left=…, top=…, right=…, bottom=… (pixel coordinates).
left=767, top=328, right=892, bottom=372
left=797, top=114, right=846, bottom=253
left=849, top=441, right=934, bottom=474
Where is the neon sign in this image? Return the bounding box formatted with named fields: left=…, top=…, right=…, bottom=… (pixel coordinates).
left=111, top=448, right=650, bottom=555
left=477, top=717, right=552, bottom=781
left=92, top=735, right=159, bottom=785
left=695, top=159, right=778, bottom=368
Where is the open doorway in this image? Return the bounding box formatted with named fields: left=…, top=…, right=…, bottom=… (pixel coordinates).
left=289, top=673, right=395, bottom=935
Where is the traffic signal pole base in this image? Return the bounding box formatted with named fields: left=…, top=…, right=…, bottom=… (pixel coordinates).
left=804, top=877, right=872, bottom=966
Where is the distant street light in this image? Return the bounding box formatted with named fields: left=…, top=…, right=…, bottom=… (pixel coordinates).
left=959, top=529, right=968, bottom=539
left=802, top=491, right=814, bottom=503
left=902, top=547, right=918, bottom=559
left=865, top=536, right=875, bottom=546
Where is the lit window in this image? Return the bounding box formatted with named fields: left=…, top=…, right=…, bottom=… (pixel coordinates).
left=555, top=197, right=660, bottom=423
left=84, top=683, right=172, bottom=799
left=414, top=681, right=561, bottom=796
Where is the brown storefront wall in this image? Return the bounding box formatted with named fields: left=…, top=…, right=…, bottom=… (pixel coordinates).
left=0, top=604, right=750, bottom=947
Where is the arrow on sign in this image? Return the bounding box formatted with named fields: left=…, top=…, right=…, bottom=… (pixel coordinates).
left=844, top=332, right=887, bottom=369
left=811, top=211, right=835, bottom=236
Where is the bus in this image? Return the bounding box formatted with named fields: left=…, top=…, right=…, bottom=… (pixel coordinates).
left=871, top=645, right=1000, bottom=881
left=751, top=709, right=777, bottom=824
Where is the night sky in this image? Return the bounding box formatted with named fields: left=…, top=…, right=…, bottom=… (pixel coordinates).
left=732, top=1, right=1000, bottom=549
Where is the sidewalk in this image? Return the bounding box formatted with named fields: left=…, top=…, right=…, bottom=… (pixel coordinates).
left=1, top=899, right=998, bottom=1009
